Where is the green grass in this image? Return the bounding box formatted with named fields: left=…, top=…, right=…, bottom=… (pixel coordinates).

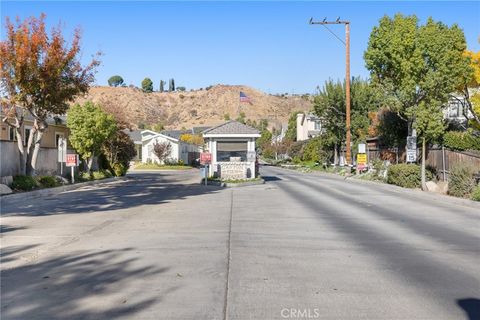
left=134, top=163, right=192, bottom=170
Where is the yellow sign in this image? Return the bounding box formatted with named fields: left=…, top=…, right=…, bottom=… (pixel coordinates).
left=357, top=153, right=367, bottom=165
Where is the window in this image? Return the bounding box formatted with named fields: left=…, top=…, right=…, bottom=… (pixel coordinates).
left=314, top=121, right=322, bottom=131
left=8, top=127, right=16, bottom=141
left=55, top=132, right=65, bottom=147
left=24, top=127, right=32, bottom=146
left=216, top=141, right=248, bottom=162
left=447, top=101, right=464, bottom=118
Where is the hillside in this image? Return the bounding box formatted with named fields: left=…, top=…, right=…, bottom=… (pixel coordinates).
left=72, top=85, right=313, bottom=130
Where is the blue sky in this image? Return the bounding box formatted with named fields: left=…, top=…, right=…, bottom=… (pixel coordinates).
left=1, top=1, right=479, bottom=94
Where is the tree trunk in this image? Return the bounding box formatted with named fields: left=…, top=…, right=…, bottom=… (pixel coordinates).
left=15, top=128, right=27, bottom=176
left=421, top=136, right=427, bottom=191
left=30, top=129, right=45, bottom=176
left=87, top=151, right=95, bottom=173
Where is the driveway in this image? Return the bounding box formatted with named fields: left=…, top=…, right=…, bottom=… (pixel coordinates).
left=1, top=167, right=479, bottom=319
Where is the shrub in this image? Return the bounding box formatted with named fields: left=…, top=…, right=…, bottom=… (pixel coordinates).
left=112, top=163, right=128, bottom=176
left=37, top=176, right=58, bottom=188
left=81, top=172, right=93, bottom=181
left=11, top=175, right=38, bottom=191
left=92, top=171, right=107, bottom=180
left=387, top=164, right=433, bottom=188
left=444, top=131, right=480, bottom=151
left=448, top=164, right=475, bottom=198
left=288, top=141, right=306, bottom=159
left=302, top=137, right=332, bottom=164
left=471, top=185, right=480, bottom=201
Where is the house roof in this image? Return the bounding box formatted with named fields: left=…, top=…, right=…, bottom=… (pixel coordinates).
left=0, top=106, right=67, bottom=126
left=202, top=121, right=260, bottom=136
left=160, top=130, right=191, bottom=140
left=124, top=129, right=142, bottom=142
left=192, top=126, right=211, bottom=134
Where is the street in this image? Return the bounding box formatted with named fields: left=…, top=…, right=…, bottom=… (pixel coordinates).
left=1, top=166, right=479, bottom=320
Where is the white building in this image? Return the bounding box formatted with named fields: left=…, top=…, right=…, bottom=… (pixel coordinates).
left=139, top=130, right=201, bottom=165
left=202, top=121, right=260, bottom=180
left=296, top=113, right=324, bottom=141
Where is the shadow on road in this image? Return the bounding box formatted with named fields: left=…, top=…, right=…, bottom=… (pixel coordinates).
left=2, top=173, right=222, bottom=217
left=262, top=176, right=282, bottom=182
left=1, top=248, right=173, bottom=319
left=457, top=298, right=480, bottom=320
left=0, top=225, right=27, bottom=234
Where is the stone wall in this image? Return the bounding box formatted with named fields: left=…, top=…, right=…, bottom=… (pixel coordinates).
left=217, top=161, right=255, bottom=180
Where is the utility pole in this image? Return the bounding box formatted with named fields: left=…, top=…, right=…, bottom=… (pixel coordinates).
left=309, top=17, right=351, bottom=165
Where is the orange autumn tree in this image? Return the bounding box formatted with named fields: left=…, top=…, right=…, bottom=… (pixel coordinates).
left=0, top=14, right=100, bottom=175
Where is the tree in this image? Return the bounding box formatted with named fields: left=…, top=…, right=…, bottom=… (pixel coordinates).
left=169, top=78, right=175, bottom=92
left=313, top=78, right=381, bottom=157
left=256, top=129, right=272, bottom=152
left=285, top=111, right=301, bottom=141
left=149, top=122, right=164, bottom=132
left=364, top=14, right=472, bottom=189
left=177, top=86, right=186, bottom=91
left=0, top=14, right=99, bottom=175
left=102, top=130, right=136, bottom=176
left=141, top=78, right=153, bottom=93
left=236, top=112, right=246, bottom=124
left=153, top=140, right=172, bottom=163
left=458, top=49, right=480, bottom=130
left=108, top=75, right=124, bottom=87
left=159, top=80, right=165, bottom=93
left=67, top=102, right=117, bottom=172
left=179, top=134, right=204, bottom=145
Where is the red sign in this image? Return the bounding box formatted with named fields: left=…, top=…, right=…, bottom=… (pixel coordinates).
left=66, top=154, right=78, bottom=167
left=200, top=152, right=212, bottom=165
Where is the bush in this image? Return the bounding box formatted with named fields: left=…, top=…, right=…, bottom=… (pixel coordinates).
left=11, top=175, right=38, bottom=191
left=302, top=137, right=332, bottom=164
left=471, top=185, right=480, bottom=201
left=444, top=131, right=480, bottom=151
left=387, top=164, right=433, bottom=188
left=448, top=164, right=475, bottom=198
left=93, top=171, right=107, bottom=180
left=288, top=141, right=306, bottom=159
left=81, top=172, right=93, bottom=181
left=37, top=176, right=58, bottom=188
left=112, top=163, right=128, bottom=176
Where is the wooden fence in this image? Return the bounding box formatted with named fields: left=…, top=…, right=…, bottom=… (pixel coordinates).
left=365, top=147, right=480, bottom=181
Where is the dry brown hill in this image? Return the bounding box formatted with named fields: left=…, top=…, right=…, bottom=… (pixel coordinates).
left=72, top=85, right=313, bottom=130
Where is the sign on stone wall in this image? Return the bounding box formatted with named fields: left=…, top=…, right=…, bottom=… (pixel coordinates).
left=219, top=162, right=247, bottom=180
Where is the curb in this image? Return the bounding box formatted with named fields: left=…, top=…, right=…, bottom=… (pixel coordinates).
left=271, top=165, right=480, bottom=210
left=344, top=176, right=480, bottom=210
left=0, top=177, right=129, bottom=202
left=199, top=179, right=265, bottom=188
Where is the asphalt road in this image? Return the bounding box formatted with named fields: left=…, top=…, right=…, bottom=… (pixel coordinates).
left=1, top=166, right=479, bottom=320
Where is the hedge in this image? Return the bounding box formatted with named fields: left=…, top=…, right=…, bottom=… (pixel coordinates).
left=443, top=131, right=480, bottom=151
left=386, top=164, right=432, bottom=188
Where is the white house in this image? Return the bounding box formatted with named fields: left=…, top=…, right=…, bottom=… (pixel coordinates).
left=296, top=113, right=324, bottom=141
left=139, top=130, right=201, bottom=165
left=202, top=121, right=260, bottom=180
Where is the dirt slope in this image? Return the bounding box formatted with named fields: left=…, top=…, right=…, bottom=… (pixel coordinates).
left=72, top=85, right=313, bottom=129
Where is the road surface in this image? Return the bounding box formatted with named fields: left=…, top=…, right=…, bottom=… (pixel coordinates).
left=1, top=166, right=479, bottom=319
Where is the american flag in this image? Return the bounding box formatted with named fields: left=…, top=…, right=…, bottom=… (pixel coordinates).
left=240, top=91, right=251, bottom=103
